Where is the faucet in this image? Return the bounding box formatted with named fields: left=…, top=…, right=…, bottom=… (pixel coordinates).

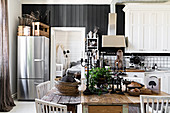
left=152, top=64, right=158, bottom=70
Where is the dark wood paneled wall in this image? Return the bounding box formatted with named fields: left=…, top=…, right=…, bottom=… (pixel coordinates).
left=22, top=4, right=110, bottom=35
left=116, top=5, right=125, bottom=35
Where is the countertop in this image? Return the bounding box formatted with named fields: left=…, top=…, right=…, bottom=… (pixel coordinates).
left=124, top=68, right=170, bottom=73
left=125, top=69, right=145, bottom=72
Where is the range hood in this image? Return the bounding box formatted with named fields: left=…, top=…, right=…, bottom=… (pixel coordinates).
left=108, top=13, right=117, bottom=35
left=102, top=35, right=126, bottom=47
left=102, top=13, right=126, bottom=48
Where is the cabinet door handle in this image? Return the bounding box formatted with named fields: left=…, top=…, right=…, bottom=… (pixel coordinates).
left=163, top=49, right=168, bottom=51
left=134, top=75, right=138, bottom=77
left=139, top=49, right=145, bottom=51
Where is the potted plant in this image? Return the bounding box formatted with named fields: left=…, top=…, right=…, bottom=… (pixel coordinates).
left=88, top=67, right=112, bottom=94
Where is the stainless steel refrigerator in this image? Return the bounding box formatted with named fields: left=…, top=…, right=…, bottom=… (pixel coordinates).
left=17, top=36, right=49, bottom=100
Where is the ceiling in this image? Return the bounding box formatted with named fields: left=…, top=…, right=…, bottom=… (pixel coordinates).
left=21, top=0, right=112, bottom=4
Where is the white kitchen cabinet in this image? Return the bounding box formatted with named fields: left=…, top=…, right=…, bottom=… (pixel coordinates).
left=163, top=73, right=170, bottom=94
left=126, top=72, right=145, bottom=84
left=144, top=73, right=166, bottom=92
left=123, top=5, right=170, bottom=53
left=126, top=72, right=144, bottom=78
left=126, top=71, right=170, bottom=93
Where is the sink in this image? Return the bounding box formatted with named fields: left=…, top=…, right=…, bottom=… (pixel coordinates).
left=145, top=68, right=170, bottom=72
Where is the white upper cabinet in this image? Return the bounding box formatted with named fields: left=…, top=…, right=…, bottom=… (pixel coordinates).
left=123, top=5, right=170, bottom=53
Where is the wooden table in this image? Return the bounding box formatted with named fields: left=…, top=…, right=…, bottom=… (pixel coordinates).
left=41, top=87, right=81, bottom=113
left=42, top=87, right=169, bottom=113
left=81, top=91, right=169, bottom=113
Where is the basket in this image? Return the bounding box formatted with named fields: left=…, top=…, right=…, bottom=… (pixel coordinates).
left=32, top=22, right=49, bottom=38
left=55, top=81, right=79, bottom=96
left=128, top=88, right=141, bottom=96
left=128, top=91, right=140, bottom=96
left=18, top=26, right=31, bottom=36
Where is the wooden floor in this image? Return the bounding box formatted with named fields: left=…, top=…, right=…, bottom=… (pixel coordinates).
left=129, top=105, right=140, bottom=113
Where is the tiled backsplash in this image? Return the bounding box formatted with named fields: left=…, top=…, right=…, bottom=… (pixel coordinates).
left=103, top=56, right=170, bottom=68
left=104, top=56, right=125, bottom=67
left=144, top=56, right=170, bottom=68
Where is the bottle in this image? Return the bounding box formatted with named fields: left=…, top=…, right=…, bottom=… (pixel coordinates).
left=99, top=55, right=103, bottom=68
left=114, top=55, right=123, bottom=70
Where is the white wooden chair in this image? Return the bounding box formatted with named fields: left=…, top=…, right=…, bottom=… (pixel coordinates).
left=140, top=95, right=170, bottom=113
left=123, top=77, right=144, bottom=84
left=35, top=98, right=67, bottom=113
left=56, top=64, right=63, bottom=77
left=36, top=81, right=51, bottom=99
left=51, top=64, right=64, bottom=87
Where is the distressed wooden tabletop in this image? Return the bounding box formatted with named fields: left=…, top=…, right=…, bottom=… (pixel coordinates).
left=81, top=93, right=132, bottom=105
left=41, top=87, right=81, bottom=105
left=42, top=87, right=169, bottom=105
left=81, top=91, right=169, bottom=105
left=125, top=91, right=169, bottom=104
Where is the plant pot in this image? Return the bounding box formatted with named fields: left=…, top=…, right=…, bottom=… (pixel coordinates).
left=97, top=78, right=106, bottom=88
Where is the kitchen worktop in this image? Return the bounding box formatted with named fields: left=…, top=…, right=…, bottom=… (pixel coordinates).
left=124, top=68, right=170, bottom=73
left=144, top=68, right=170, bottom=73
left=125, top=69, right=145, bottom=72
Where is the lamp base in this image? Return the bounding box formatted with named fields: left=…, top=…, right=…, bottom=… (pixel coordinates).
left=83, top=88, right=92, bottom=95
left=117, top=91, right=124, bottom=95
left=110, top=90, right=116, bottom=94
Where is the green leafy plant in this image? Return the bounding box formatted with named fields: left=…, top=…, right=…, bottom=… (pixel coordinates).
left=88, top=67, right=112, bottom=95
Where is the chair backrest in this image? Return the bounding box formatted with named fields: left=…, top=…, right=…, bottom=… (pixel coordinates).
left=123, top=77, right=144, bottom=84
left=35, top=98, right=67, bottom=113
left=51, top=64, right=63, bottom=87
left=36, top=81, right=51, bottom=99
left=56, top=64, right=63, bottom=77
left=140, top=95, right=170, bottom=113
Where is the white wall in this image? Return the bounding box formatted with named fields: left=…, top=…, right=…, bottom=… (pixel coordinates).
left=51, top=27, right=85, bottom=83
left=8, top=0, right=21, bottom=95
left=55, top=31, right=84, bottom=62
left=21, top=0, right=112, bottom=4
left=67, top=31, right=83, bottom=62
left=55, top=31, right=68, bottom=49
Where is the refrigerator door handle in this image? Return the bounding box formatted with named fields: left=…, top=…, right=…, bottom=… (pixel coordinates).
left=34, top=82, right=42, bottom=85
left=34, top=59, right=45, bottom=62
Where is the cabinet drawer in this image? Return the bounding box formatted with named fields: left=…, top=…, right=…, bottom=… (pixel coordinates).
left=88, top=105, right=123, bottom=113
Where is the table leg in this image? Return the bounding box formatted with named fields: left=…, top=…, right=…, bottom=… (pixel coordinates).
left=72, top=105, right=77, bottom=113
left=82, top=104, right=88, bottom=113
left=67, top=105, right=77, bottom=113
left=123, top=104, right=129, bottom=113
left=129, top=104, right=141, bottom=113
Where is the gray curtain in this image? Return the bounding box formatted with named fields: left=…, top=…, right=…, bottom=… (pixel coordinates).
left=0, top=0, right=15, bottom=112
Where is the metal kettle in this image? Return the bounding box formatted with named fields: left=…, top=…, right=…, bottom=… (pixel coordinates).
left=130, top=55, right=140, bottom=64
